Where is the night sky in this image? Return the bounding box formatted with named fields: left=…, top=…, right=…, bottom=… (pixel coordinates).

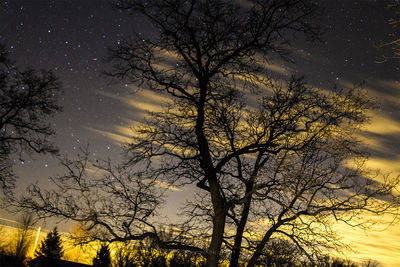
left=1, top=0, right=399, bottom=265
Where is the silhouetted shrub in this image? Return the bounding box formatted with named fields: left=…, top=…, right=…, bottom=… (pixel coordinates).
left=0, top=248, right=25, bottom=267
left=317, top=255, right=358, bottom=267
left=168, top=251, right=206, bottom=267
left=149, top=254, right=167, bottom=267
left=113, top=245, right=138, bottom=267
left=256, top=238, right=301, bottom=267
left=93, top=243, right=111, bottom=267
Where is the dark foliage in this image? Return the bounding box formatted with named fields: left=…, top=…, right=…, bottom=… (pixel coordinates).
left=93, top=243, right=111, bottom=267
left=34, top=227, right=63, bottom=261
left=112, top=244, right=206, bottom=267
left=168, top=251, right=206, bottom=267
left=0, top=249, right=25, bottom=267
left=257, top=238, right=302, bottom=267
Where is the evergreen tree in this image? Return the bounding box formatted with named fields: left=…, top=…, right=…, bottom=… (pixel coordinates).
left=93, top=243, right=111, bottom=267
left=34, top=227, right=63, bottom=260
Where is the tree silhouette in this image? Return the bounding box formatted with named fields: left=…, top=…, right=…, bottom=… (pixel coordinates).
left=93, top=243, right=111, bottom=267
left=23, top=149, right=206, bottom=255
left=6, top=212, right=36, bottom=262
left=18, top=1, right=400, bottom=267
left=0, top=44, right=61, bottom=196
left=34, top=227, right=63, bottom=261
left=108, top=1, right=321, bottom=265
left=257, top=238, right=301, bottom=267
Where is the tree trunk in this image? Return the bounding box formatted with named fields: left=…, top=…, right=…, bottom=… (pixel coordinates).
left=229, top=182, right=253, bottom=267
left=247, top=226, right=277, bottom=267
left=207, top=179, right=226, bottom=267
left=195, top=81, right=226, bottom=267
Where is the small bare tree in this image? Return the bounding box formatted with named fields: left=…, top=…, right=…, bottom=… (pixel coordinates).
left=19, top=148, right=201, bottom=252
left=11, top=213, right=35, bottom=261
left=257, top=238, right=302, bottom=267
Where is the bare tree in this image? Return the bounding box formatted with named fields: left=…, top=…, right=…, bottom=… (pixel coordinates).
left=108, top=1, right=321, bottom=265
left=362, top=259, right=380, bottom=267
left=18, top=1, right=400, bottom=267
left=173, top=77, right=399, bottom=266
left=12, top=213, right=36, bottom=260
left=257, top=238, right=302, bottom=266
left=0, top=44, right=61, bottom=196
left=108, top=1, right=398, bottom=265
left=19, top=148, right=202, bottom=253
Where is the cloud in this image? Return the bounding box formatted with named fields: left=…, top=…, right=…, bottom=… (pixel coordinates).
left=85, top=89, right=170, bottom=146
left=263, top=62, right=288, bottom=75
left=333, top=213, right=400, bottom=267
left=85, top=126, right=131, bottom=145
left=364, top=112, right=400, bottom=135
left=154, top=180, right=182, bottom=192
left=98, top=88, right=171, bottom=114
left=85, top=165, right=108, bottom=176
left=364, top=156, right=400, bottom=173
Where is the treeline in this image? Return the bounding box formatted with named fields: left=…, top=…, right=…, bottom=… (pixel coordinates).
left=0, top=220, right=379, bottom=267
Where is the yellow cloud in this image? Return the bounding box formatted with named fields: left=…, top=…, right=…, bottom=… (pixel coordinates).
left=358, top=133, right=386, bottom=152
left=338, top=79, right=400, bottom=119
left=333, top=213, right=400, bottom=267
left=85, top=127, right=131, bottom=145
left=98, top=89, right=171, bottom=114
left=364, top=157, right=400, bottom=173
left=85, top=165, right=108, bottom=176
left=263, top=62, right=287, bottom=75
left=154, top=180, right=182, bottom=192
left=364, top=112, right=400, bottom=135
left=373, top=79, right=400, bottom=93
